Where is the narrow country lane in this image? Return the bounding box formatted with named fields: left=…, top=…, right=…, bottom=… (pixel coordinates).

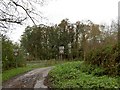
left=2, top=67, right=53, bottom=89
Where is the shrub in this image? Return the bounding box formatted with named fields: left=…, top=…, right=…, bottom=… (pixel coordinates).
left=2, top=35, right=26, bottom=71
left=85, top=44, right=119, bottom=76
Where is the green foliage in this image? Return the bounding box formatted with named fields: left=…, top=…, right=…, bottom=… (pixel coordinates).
left=92, top=67, right=106, bottom=76
left=21, top=20, right=76, bottom=60
left=2, top=34, right=26, bottom=70
left=47, top=61, right=119, bottom=88
left=2, top=35, right=15, bottom=70
left=22, top=19, right=103, bottom=60
left=85, top=44, right=119, bottom=76
left=21, top=19, right=118, bottom=61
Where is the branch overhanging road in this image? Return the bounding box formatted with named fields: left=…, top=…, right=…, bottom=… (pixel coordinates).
left=2, top=66, right=54, bottom=89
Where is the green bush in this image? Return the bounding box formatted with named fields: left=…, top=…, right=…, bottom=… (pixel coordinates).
left=2, top=35, right=26, bottom=70
left=85, top=44, right=119, bottom=76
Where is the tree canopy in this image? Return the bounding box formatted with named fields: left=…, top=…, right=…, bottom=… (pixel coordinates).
left=21, top=19, right=118, bottom=60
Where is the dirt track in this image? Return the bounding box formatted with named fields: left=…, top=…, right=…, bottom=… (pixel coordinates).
left=2, top=67, right=53, bottom=89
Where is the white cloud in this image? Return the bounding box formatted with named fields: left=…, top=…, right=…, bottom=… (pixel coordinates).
left=42, top=0, right=118, bottom=24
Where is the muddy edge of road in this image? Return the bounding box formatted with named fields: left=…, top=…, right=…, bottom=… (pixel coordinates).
left=2, top=66, right=54, bottom=89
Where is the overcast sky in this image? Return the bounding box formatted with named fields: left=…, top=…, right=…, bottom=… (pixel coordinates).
left=9, top=0, right=119, bottom=43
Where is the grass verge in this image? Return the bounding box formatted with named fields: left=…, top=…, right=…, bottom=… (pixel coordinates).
left=47, top=61, right=120, bottom=88
left=2, top=67, right=32, bottom=82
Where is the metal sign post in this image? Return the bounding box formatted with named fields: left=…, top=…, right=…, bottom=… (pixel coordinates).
left=59, top=46, right=64, bottom=60
left=14, top=49, right=19, bottom=68
left=68, top=43, right=71, bottom=59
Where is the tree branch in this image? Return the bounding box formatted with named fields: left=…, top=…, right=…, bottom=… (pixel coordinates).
left=0, top=18, right=21, bottom=24
left=11, top=0, right=36, bottom=26
left=0, top=17, right=27, bottom=25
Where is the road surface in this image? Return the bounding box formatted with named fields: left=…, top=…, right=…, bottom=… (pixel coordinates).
left=2, top=67, right=53, bottom=89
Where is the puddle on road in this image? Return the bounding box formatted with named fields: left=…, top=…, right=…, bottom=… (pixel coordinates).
left=34, top=79, right=47, bottom=89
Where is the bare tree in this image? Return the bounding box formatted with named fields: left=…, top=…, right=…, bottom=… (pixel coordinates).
left=0, top=0, right=46, bottom=31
